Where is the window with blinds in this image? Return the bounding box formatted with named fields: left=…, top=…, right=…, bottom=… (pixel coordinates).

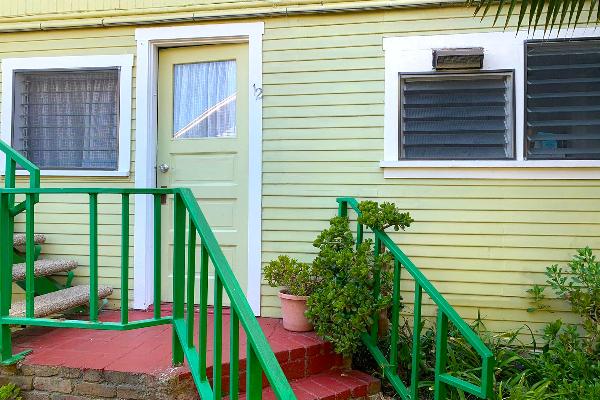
left=526, top=39, right=600, bottom=160
left=399, top=72, right=514, bottom=160
left=11, top=69, right=120, bottom=170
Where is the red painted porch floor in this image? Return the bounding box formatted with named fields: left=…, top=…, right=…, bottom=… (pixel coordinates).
left=11, top=306, right=380, bottom=399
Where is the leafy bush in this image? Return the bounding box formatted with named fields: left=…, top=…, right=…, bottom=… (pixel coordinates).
left=263, top=255, right=316, bottom=296
left=357, top=200, right=414, bottom=232
left=353, top=247, right=600, bottom=400
left=306, top=216, right=393, bottom=356
left=0, top=384, right=21, bottom=400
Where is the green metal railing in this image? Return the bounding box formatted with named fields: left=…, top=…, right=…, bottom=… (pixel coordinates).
left=0, top=141, right=296, bottom=399
left=337, top=197, right=494, bottom=400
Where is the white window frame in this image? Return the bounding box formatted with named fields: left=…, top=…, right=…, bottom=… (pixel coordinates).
left=1, top=54, right=134, bottom=177
left=382, top=29, right=600, bottom=179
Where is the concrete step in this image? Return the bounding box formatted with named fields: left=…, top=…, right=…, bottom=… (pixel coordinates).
left=242, top=370, right=380, bottom=400
left=12, top=259, right=78, bottom=282
left=10, top=285, right=113, bottom=318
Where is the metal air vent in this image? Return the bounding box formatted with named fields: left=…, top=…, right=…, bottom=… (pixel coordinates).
left=432, top=47, right=484, bottom=70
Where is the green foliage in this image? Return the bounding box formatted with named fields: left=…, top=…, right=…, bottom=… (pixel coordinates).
left=306, top=215, right=394, bottom=356
left=544, top=247, right=600, bottom=352
left=357, top=200, right=414, bottom=232
left=263, top=255, right=316, bottom=296
left=0, top=384, right=21, bottom=400
left=466, top=0, right=600, bottom=33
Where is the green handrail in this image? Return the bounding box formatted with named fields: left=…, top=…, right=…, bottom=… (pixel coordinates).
left=337, top=197, right=494, bottom=400
left=0, top=140, right=40, bottom=364
left=0, top=141, right=296, bottom=399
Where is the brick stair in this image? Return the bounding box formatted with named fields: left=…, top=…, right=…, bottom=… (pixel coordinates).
left=222, top=335, right=380, bottom=400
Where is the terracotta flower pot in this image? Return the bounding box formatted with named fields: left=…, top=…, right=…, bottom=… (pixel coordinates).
left=278, top=291, right=313, bottom=332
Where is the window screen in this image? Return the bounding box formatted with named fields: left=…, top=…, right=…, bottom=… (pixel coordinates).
left=526, top=39, right=600, bottom=160
left=399, top=72, right=514, bottom=160
left=11, top=69, right=120, bottom=170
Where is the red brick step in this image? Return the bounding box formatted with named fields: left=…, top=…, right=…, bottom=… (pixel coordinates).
left=242, top=370, right=380, bottom=400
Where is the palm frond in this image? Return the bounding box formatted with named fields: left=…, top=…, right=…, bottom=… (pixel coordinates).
left=466, top=0, right=600, bottom=32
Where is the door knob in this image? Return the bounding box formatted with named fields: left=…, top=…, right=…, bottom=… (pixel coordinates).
left=158, top=163, right=170, bottom=173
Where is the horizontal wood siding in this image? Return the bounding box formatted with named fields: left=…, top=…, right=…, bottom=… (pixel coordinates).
left=259, top=7, right=600, bottom=338
left=0, top=5, right=597, bottom=338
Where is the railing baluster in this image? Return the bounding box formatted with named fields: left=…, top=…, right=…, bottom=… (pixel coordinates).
left=186, top=216, right=196, bottom=348
left=199, top=243, right=209, bottom=380
left=356, top=223, right=363, bottom=249
left=121, top=194, right=129, bottom=325
left=172, top=193, right=185, bottom=365
left=390, top=258, right=401, bottom=371
left=0, top=192, right=13, bottom=362
left=246, top=346, right=263, bottom=400
left=153, top=193, right=162, bottom=320
left=89, top=193, right=99, bottom=322
left=25, top=193, right=35, bottom=318
left=434, top=310, right=449, bottom=400
left=230, top=308, right=240, bottom=400
left=371, top=236, right=382, bottom=341
left=411, top=282, right=423, bottom=400
left=214, top=275, right=223, bottom=398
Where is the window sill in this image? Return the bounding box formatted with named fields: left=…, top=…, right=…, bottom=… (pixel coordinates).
left=8, top=170, right=130, bottom=178
left=379, top=160, right=600, bottom=179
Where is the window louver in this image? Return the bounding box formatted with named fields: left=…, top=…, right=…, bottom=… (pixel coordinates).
left=526, top=39, right=600, bottom=160
left=400, top=73, right=514, bottom=160
left=12, top=69, right=120, bottom=170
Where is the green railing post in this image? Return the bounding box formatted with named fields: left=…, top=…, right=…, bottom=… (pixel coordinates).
left=198, top=243, right=209, bottom=380
left=0, top=192, right=13, bottom=363
left=121, top=194, right=130, bottom=325
left=247, top=346, right=263, bottom=400
left=410, top=282, right=422, bottom=400
left=153, top=194, right=162, bottom=320
left=186, top=216, right=196, bottom=348
left=25, top=194, right=35, bottom=318
left=390, top=258, right=401, bottom=372
left=89, top=193, right=99, bottom=322
left=230, top=308, right=240, bottom=400
left=434, top=311, right=449, bottom=400
left=370, top=236, right=382, bottom=342
left=172, top=193, right=185, bottom=366
left=213, top=275, right=223, bottom=399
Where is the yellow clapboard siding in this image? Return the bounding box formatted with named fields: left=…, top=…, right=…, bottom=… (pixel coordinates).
left=0, top=5, right=597, bottom=337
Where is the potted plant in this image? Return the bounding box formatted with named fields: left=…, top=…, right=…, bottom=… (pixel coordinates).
left=264, top=255, right=316, bottom=332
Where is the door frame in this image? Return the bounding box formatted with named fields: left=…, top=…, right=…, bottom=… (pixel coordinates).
left=133, top=22, right=264, bottom=315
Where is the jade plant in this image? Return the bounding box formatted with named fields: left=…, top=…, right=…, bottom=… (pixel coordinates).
left=306, top=200, right=412, bottom=356
left=263, top=255, right=317, bottom=297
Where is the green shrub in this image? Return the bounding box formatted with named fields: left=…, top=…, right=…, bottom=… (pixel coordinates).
left=354, top=247, right=600, bottom=400
left=0, top=384, right=21, bottom=400
left=263, top=255, right=316, bottom=296
left=306, top=216, right=394, bottom=356
left=357, top=200, right=414, bottom=232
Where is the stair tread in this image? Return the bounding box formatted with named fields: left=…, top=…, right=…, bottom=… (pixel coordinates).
left=243, top=370, right=380, bottom=400
left=10, top=285, right=113, bottom=318
left=13, top=233, right=46, bottom=247
left=12, top=259, right=78, bottom=282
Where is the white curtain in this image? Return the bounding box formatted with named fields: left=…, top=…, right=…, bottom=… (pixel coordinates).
left=173, top=60, right=237, bottom=139
left=13, top=70, right=119, bottom=170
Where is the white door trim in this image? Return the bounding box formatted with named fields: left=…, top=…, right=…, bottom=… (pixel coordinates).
left=133, top=22, right=264, bottom=315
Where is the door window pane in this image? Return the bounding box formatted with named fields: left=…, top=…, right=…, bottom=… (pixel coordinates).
left=12, top=69, right=119, bottom=170
left=173, top=60, right=236, bottom=139
left=526, top=39, right=600, bottom=160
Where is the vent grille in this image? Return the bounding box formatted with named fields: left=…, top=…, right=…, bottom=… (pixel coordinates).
left=433, top=48, right=484, bottom=70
